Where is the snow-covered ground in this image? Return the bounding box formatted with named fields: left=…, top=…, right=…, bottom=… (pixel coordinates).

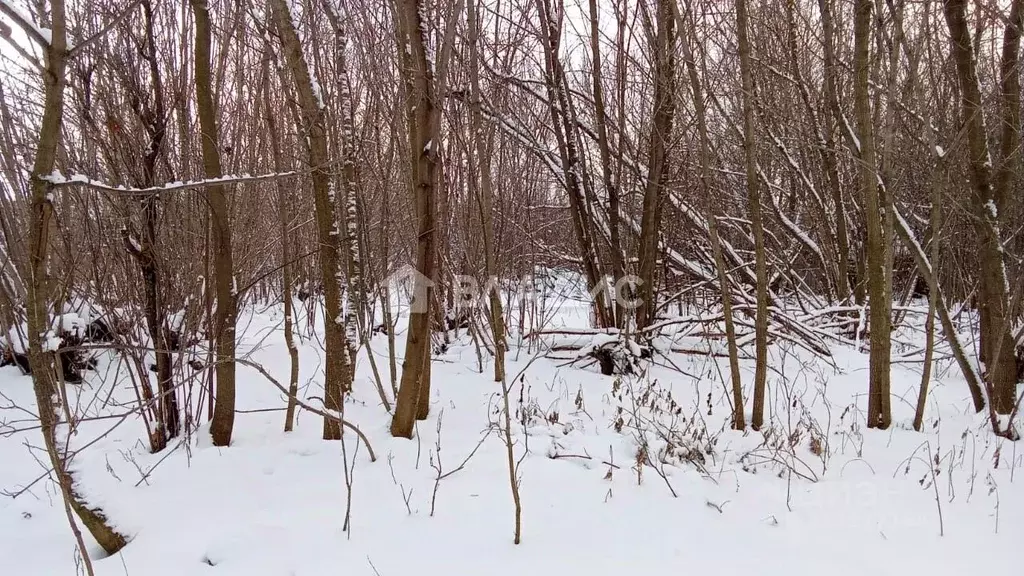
left=1, top=295, right=1021, bottom=575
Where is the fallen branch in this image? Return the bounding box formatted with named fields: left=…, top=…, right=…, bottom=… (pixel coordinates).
left=234, top=357, right=376, bottom=461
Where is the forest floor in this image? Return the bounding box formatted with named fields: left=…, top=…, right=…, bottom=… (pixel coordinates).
left=1, top=295, right=1022, bottom=575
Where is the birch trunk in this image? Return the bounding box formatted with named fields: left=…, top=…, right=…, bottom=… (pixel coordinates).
left=269, top=0, right=350, bottom=439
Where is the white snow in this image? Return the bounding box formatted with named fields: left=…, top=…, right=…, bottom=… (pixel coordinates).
left=167, top=310, right=185, bottom=332
left=0, top=290, right=1021, bottom=576
left=984, top=199, right=998, bottom=220
left=4, top=324, right=27, bottom=354
left=311, top=78, right=325, bottom=111
left=40, top=171, right=297, bottom=193
left=39, top=330, right=61, bottom=352
left=0, top=0, right=50, bottom=46
left=50, top=313, right=86, bottom=338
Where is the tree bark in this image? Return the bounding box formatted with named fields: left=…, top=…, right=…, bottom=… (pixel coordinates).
left=22, top=0, right=127, bottom=554
left=588, top=0, right=626, bottom=328
left=468, top=0, right=506, bottom=382
left=123, top=0, right=178, bottom=449
left=854, top=0, right=892, bottom=429
left=268, top=0, right=351, bottom=439
left=390, top=0, right=442, bottom=438
left=321, top=0, right=392, bottom=412
left=535, top=0, right=612, bottom=329
left=817, top=0, right=854, bottom=303
left=637, top=0, right=676, bottom=330
left=262, top=48, right=300, bottom=433
left=673, top=0, right=745, bottom=429
left=191, top=0, right=237, bottom=446
left=735, top=0, right=769, bottom=430
left=943, top=0, right=1019, bottom=415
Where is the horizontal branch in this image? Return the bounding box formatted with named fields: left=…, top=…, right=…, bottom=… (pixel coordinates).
left=41, top=170, right=299, bottom=195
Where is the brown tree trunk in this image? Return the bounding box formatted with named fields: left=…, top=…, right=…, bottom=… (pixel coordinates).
left=588, top=0, right=626, bottom=328
left=906, top=4, right=950, bottom=429
left=321, top=0, right=391, bottom=413
left=673, top=0, right=745, bottom=429
left=21, top=0, right=127, bottom=554
left=637, top=0, right=676, bottom=329
left=191, top=0, right=237, bottom=446
left=943, top=0, right=1019, bottom=416
left=262, top=49, right=300, bottom=432
left=535, top=0, right=612, bottom=329
left=468, top=0, right=506, bottom=383
left=817, top=0, right=854, bottom=303
left=123, top=0, right=178, bottom=449
left=735, top=0, right=769, bottom=430
left=390, top=0, right=442, bottom=438
left=854, top=0, right=892, bottom=429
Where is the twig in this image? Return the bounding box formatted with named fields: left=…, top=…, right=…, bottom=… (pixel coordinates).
left=234, top=357, right=376, bottom=461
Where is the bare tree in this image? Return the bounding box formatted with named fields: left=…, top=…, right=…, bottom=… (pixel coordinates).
left=854, top=0, right=892, bottom=429
left=637, top=0, right=676, bottom=330
left=4, top=0, right=127, bottom=556
left=673, top=0, right=745, bottom=429
left=190, top=0, right=237, bottom=445
left=261, top=45, right=301, bottom=432
left=268, top=0, right=350, bottom=439
left=390, top=0, right=444, bottom=438
left=467, top=0, right=505, bottom=382
left=943, top=0, right=1021, bottom=421
left=735, top=0, right=769, bottom=430
left=121, top=0, right=180, bottom=450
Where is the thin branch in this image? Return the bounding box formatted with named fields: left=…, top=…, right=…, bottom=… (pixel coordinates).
left=66, top=0, right=146, bottom=59
left=233, top=357, right=377, bottom=462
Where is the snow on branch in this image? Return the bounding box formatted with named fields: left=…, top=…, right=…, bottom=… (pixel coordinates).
left=893, top=204, right=932, bottom=277
left=0, top=0, right=50, bottom=47
left=40, top=170, right=299, bottom=195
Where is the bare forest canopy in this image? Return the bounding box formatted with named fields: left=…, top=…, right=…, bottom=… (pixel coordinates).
left=1, top=0, right=1024, bottom=557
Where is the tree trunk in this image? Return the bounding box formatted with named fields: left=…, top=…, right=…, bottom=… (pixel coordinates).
left=637, top=0, right=676, bottom=329
left=943, top=0, right=1019, bottom=416
left=321, top=0, right=391, bottom=412
left=390, top=0, right=442, bottom=438
left=468, top=0, right=506, bottom=382
left=535, top=0, right=612, bottom=329
left=22, top=0, right=127, bottom=554
left=269, top=0, right=350, bottom=439
left=123, top=0, right=178, bottom=449
left=908, top=3, right=948, bottom=429
left=817, top=0, right=854, bottom=303
left=673, top=0, right=745, bottom=429
left=191, top=0, right=236, bottom=446
left=262, top=49, right=300, bottom=433
left=735, top=0, right=769, bottom=430
left=588, top=0, right=627, bottom=329
left=854, top=0, right=892, bottom=429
